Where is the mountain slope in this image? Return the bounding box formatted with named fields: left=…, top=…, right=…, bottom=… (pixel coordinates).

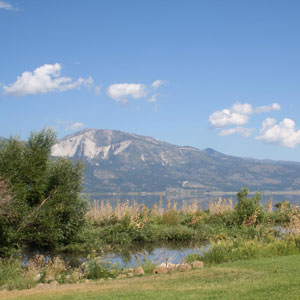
left=52, top=129, right=300, bottom=193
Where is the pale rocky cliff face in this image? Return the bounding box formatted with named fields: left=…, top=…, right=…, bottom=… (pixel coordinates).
left=52, top=129, right=132, bottom=160
left=51, top=129, right=300, bottom=193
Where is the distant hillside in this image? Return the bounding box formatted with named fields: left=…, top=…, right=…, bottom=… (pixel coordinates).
left=51, top=128, right=300, bottom=193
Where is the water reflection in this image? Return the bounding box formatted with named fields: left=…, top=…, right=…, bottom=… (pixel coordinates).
left=23, top=241, right=207, bottom=268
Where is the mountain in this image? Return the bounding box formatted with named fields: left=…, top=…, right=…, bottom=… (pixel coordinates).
left=52, top=129, right=300, bottom=193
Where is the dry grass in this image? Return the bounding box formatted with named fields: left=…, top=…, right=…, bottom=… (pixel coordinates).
left=86, top=197, right=208, bottom=224
left=287, top=206, right=300, bottom=237
left=208, top=197, right=233, bottom=215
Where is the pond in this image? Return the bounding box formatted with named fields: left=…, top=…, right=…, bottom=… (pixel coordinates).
left=22, top=241, right=208, bottom=268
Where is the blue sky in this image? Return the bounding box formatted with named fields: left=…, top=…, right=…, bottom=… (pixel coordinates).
left=1, top=0, right=300, bottom=161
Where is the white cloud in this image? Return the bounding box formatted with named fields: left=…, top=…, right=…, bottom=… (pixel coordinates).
left=255, top=102, right=281, bottom=114
left=151, top=80, right=167, bottom=90
left=107, top=83, right=148, bottom=103
left=209, top=102, right=252, bottom=128
left=3, top=63, right=94, bottom=97
left=65, top=122, right=84, bottom=131
left=256, top=118, right=300, bottom=148
left=210, top=101, right=282, bottom=129
left=0, top=1, right=14, bottom=10
left=219, top=127, right=252, bottom=137
left=232, top=103, right=253, bottom=115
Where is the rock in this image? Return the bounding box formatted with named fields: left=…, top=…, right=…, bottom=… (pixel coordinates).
left=192, top=261, right=204, bottom=269
left=154, top=266, right=168, bottom=274
left=167, top=264, right=176, bottom=272
left=83, top=279, right=90, bottom=283
left=159, top=263, right=168, bottom=267
left=127, top=272, right=134, bottom=277
left=176, top=263, right=192, bottom=272
left=134, top=266, right=145, bottom=276
left=49, top=281, right=59, bottom=287
left=107, top=277, right=113, bottom=281
left=36, top=283, right=46, bottom=289
left=117, top=274, right=127, bottom=279
left=127, top=268, right=134, bottom=273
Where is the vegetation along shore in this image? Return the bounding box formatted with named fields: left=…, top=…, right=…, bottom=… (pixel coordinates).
left=1, top=130, right=300, bottom=299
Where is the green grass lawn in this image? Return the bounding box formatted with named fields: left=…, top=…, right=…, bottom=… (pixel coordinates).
left=2, top=254, right=300, bottom=300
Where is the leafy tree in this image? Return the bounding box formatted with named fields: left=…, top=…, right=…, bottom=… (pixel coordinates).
left=0, top=129, right=87, bottom=253
left=235, top=188, right=263, bottom=225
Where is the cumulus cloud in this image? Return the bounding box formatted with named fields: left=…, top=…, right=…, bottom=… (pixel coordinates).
left=209, top=101, right=282, bottom=129
left=231, top=103, right=253, bottom=115
left=107, top=83, right=148, bottom=103
left=256, top=118, right=300, bottom=148
left=255, top=102, right=281, bottom=114
left=0, top=1, right=14, bottom=10
left=3, top=63, right=94, bottom=97
left=209, top=103, right=252, bottom=128
left=219, top=127, right=253, bottom=137
left=65, top=122, right=84, bottom=131
left=151, top=80, right=167, bottom=90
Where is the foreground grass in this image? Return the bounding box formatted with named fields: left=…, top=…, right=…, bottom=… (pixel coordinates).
left=2, top=254, right=300, bottom=300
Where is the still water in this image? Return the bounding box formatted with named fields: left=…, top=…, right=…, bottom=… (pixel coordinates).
left=89, top=192, right=300, bottom=209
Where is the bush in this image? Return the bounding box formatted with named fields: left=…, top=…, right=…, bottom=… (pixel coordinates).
left=0, top=129, right=87, bottom=254
left=162, top=210, right=180, bottom=226
left=235, top=188, right=264, bottom=226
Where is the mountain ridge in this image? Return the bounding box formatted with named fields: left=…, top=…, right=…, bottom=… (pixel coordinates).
left=50, top=129, right=300, bottom=193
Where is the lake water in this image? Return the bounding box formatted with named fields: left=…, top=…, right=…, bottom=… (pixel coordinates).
left=89, top=192, right=300, bottom=209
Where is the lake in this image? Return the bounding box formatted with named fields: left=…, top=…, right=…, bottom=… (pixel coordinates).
left=88, top=191, right=300, bottom=210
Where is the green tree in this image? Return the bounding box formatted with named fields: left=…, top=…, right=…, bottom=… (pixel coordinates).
left=0, top=129, right=87, bottom=253
left=235, top=188, right=263, bottom=225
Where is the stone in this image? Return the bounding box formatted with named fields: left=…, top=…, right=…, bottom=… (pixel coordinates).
left=167, top=264, right=177, bottom=272
left=192, top=261, right=204, bottom=269
left=117, top=274, right=127, bottom=279
left=127, top=268, right=134, bottom=273
left=159, top=263, right=168, bottom=267
left=154, top=266, right=168, bottom=274
left=107, top=277, right=113, bottom=281
left=134, top=266, right=145, bottom=276
left=49, top=281, right=59, bottom=287
left=127, top=272, right=134, bottom=277
left=176, top=263, right=192, bottom=272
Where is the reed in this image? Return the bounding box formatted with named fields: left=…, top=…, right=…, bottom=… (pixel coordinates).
left=208, top=197, right=234, bottom=215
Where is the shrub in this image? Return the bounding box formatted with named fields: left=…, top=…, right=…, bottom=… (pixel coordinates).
left=162, top=210, right=180, bottom=226
left=235, top=188, right=264, bottom=226
left=0, top=129, right=87, bottom=254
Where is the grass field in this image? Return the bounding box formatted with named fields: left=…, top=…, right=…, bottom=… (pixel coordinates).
left=1, top=254, right=300, bottom=300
